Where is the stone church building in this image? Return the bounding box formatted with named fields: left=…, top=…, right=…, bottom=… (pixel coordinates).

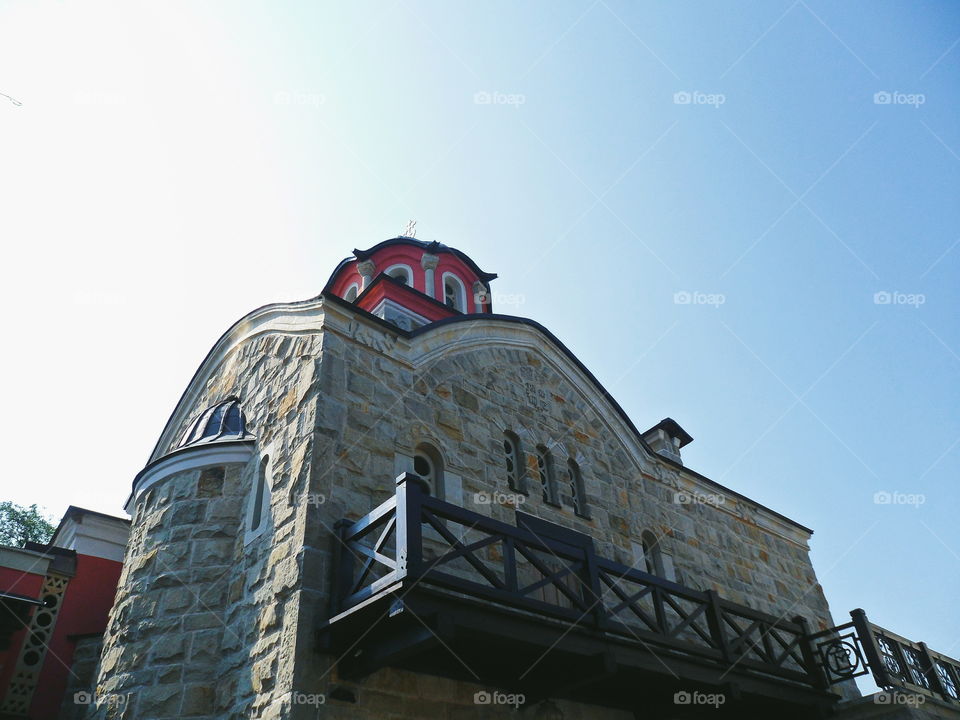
left=50, top=237, right=959, bottom=719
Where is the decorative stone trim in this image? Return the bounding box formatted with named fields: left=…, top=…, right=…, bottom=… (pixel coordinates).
left=127, top=441, right=256, bottom=514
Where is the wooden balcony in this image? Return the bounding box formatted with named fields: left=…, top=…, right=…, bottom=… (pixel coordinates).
left=317, top=473, right=840, bottom=717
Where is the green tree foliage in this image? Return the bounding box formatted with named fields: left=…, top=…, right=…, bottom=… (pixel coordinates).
left=0, top=502, right=56, bottom=547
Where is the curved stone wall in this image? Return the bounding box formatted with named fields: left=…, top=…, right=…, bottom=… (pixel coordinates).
left=90, top=329, right=324, bottom=719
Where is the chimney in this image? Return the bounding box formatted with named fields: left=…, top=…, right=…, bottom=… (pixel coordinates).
left=641, top=418, right=693, bottom=465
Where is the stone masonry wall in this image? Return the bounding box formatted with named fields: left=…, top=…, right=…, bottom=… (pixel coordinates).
left=287, top=307, right=847, bottom=717
left=60, top=635, right=106, bottom=720
left=87, top=331, right=322, bottom=719
left=307, top=317, right=836, bottom=627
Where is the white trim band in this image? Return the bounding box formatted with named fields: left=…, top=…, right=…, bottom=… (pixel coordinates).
left=127, top=442, right=255, bottom=514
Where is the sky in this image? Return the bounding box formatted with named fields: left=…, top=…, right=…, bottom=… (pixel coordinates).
left=1, top=0, right=958, bottom=694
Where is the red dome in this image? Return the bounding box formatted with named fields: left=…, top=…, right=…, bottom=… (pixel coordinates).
left=324, top=238, right=497, bottom=331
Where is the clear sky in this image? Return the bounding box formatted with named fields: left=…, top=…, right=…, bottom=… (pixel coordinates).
left=1, top=0, right=957, bottom=693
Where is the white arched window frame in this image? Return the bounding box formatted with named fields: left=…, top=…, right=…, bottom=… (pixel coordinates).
left=343, top=283, right=360, bottom=302
left=567, top=458, right=588, bottom=518
left=503, top=431, right=526, bottom=494
left=535, top=444, right=560, bottom=506
left=442, top=272, right=468, bottom=313
left=640, top=531, right=663, bottom=576
left=638, top=531, right=676, bottom=581
left=245, top=453, right=272, bottom=545
left=413, top=443, right=445, bottom=501
left=384, top=263, right=414, bottom=287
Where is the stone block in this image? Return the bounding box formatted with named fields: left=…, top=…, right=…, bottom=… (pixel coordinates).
left=179, top=684, right=215, bottom=716
left=171, top=502, right=204, bottom=526
left=137, top=684, right=180, bottom=717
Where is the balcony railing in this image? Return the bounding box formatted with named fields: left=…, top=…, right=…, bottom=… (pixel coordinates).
left=324, top=473, right=828, bottom=695
left=810, top=608, right=960, bottom=705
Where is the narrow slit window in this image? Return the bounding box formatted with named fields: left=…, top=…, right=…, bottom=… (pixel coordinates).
left=641, top=531, right=663, bottom=577
left=250, top=456, right=269, bottom=532
left=503, top=431, right=525, bottom=493
left=536, top=445, right=558, bottom=505
left=567, top=459, right=588, bottom=517
left=442, top=273, right=466, bottom=312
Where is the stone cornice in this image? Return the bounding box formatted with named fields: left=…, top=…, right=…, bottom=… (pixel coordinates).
left=128, top=441, right=256, bottom=514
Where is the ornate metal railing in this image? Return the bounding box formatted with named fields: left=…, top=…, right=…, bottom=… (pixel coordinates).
left=328, top=473, right=825, bottom=688
left=810, top=609, right=960, bottom=704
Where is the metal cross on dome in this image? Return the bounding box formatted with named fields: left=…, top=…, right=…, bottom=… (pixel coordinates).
left=401, top=220, right=417, bottom=238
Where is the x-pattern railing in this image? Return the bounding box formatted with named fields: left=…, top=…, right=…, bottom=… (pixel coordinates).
left=330, top=473, right=821, bottom=686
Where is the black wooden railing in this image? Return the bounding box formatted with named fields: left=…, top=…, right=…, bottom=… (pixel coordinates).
left=810, top=609, right=960, bottom=704
left=329, top=473, right=826, bottom=689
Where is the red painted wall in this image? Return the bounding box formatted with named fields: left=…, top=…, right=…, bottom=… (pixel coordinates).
left=356, top=277, right=458, bottom=324
left=30, top=554, right=123, bottom=719
left=0, top=567, right=45, bottom=706
left=0, top=554, right=123, bottom=719
left=328, top=242, right=491, bottom=313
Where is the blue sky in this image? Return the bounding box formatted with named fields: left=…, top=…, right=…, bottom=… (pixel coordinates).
left=1, top=0, right=958, bottom=692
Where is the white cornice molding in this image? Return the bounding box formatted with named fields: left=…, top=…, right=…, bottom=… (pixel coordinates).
left=128, top=443, right=256, bottom=514
left=0, top=546, right=52, bottom=576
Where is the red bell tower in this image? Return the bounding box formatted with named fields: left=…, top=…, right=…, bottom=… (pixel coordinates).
left=324, top=236, right=498, bottom=331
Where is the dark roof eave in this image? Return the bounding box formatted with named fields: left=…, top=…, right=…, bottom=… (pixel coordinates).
left=327, top=237, right=497, bottom=291
left=642, top=417, right=694, bottom=448
left=133, top=437, right=257, bottom=493
left=49, top=506, right=131, bottom=548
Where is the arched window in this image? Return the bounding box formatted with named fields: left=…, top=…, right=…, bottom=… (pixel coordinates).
left=442, top=272, right=467, bottom=313
left=385, top=264, right=413, bottom=286
left=250, top=455, right=270, bottom=532
left=413, top=444, right=444, bottom=500
left=641, top=531, right=663, bottom=576
left=535, top=444, right=559, bottom=506
left=344, top=283, right=359, bottom=302
left=503, top=431, right=526, bottom=493
left=567, top=458, right=588, bottom=517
